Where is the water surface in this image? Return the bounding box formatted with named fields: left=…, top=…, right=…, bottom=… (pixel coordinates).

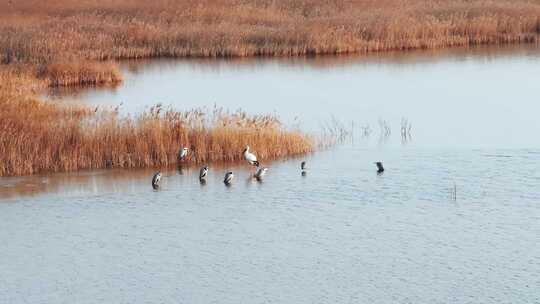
left=48, top=44, right=540, bottom=148
left=2, top=45, right=540, bottom=303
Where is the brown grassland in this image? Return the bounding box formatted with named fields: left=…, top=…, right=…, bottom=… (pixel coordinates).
left=1, top=0, right=540, bottom=176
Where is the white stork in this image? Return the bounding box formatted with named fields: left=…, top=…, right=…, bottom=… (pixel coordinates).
left=243, top=146, right=259, bottom=167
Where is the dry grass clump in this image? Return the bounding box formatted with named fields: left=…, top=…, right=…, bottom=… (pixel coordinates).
left=37, top=61, right=122, bottom=87
left=0, top=66, right=313, bottom=176
left=0, top=77, right=312, bottom=176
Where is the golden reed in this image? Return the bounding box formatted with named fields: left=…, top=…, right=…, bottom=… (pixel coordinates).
left=0, top=69, right=312, bottom=176
left=2, top=0, right=539, bottom=65
left=1, top=0, right=539, bottom=176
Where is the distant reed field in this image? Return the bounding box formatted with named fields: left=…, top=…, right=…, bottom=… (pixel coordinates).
left=2, top=0, right=539, bottom=66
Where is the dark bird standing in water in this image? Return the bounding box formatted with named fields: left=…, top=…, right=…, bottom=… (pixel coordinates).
left=224, top=171, right=234, bottom=185
left=254, top=167, right=268, bottom=181
left=199, top=166, right=208, bottom=182
left=375, top=162, right=385, bottom=174
left=151, top=171, right=162, bottom=189
left=301, top=161, right=307, bottom=176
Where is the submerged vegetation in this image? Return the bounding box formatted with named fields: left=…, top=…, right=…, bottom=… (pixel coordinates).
left=1, top=0, right=540, bottom=175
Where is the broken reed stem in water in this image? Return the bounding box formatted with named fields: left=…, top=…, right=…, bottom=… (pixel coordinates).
left=318, top=117, right=353, bottom=148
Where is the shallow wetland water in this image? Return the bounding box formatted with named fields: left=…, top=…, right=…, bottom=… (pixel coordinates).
left=1, top=45, right=539, bottom=303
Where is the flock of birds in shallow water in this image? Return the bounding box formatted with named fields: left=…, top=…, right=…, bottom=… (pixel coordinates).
left=151, top=145, right=385, bottom=189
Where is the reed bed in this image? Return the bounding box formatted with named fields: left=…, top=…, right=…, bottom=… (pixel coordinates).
left=37, top=61, right=122, bottom=87
left=2, top=0, right=540, bottom=67
left=0, top=75, right=312, bottom=176
left=1, top=0, right=540, bottom=175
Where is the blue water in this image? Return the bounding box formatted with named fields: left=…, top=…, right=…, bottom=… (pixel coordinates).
left=2, top=45, right=540, bottom=303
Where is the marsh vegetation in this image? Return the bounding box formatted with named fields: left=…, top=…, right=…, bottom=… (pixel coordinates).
left=1, top=0, right=539, bottom=176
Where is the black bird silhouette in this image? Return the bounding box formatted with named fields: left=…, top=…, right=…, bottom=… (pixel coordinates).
left=224, top=171, right=234, bottom=185
left=151, top=171, right=162, bottom=189
left=375, top=162, right=384, bottom=174
left=199, top=166, right=208, bottom=181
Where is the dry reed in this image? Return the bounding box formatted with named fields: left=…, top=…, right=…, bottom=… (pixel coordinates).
left=1, top=0, right=540, bottom=175
left=0, top=70, right=312, bottom=176
left=37, top=61, right=122, bottom=87
left=2, top=0, right=539, bottom=67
